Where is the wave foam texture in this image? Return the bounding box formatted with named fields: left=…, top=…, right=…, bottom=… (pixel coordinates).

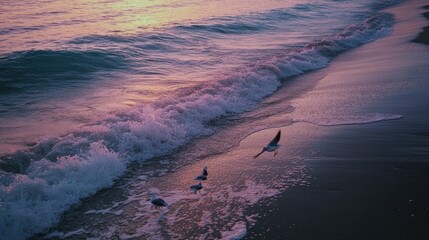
left=0, top=142, right=124, bottom=240
left=0, top=12, right=395, bottom=240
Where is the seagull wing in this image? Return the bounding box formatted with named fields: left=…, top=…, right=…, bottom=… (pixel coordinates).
left=268, top=130, right=281, bottom=146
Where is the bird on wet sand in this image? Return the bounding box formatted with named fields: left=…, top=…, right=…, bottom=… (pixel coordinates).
left=195, top=166, right=208, bottom=181
left=190, top=182, right=203, bottom=194
left=150, top=193, right=168, bottom=209
left=254, top=130, right=281, bottom=159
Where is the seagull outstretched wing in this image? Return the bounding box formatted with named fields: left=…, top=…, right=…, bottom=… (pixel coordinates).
left=268, top=130, right=281, bottom=146
left=202, top=166, right=208, bottom=176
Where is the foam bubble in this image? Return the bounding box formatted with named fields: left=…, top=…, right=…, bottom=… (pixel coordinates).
left=44, top=228, right=87, bottom=239
left=221, top=221, right=247, bottom=240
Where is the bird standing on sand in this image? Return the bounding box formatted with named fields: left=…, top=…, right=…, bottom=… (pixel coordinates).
left=254, top=130, right=281, bottom=159
left=150, top=193, right=168, bottom=209
left=195, top=166, right=208, bottom=181
left=190, top=182, right=203, bottom=194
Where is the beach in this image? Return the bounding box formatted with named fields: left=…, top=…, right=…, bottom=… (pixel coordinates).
left=2, top=0, right=428, bottom=239
left=246, top=1, right=429, bottom=239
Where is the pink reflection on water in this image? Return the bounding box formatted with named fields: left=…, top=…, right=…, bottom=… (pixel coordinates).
left=0, top=0, right=303, bottom=53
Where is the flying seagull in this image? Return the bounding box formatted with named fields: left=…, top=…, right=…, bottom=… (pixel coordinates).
left=190, top=182, right=203, bottom=194
left=254, top=130, right=281, bottom=159
left=150, top=193, right=168, bottom=209
left=195, top=166, right=208, bottom=181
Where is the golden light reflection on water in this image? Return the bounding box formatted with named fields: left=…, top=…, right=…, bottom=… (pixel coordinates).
left=0, top=0, right=298, bottom=53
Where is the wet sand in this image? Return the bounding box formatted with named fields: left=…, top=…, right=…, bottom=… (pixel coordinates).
left=246, top=1, right=429, bottom=239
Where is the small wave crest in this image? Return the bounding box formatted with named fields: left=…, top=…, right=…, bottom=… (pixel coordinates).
left=173, top=7, right=303, bottom=35
left=174, top=19, right=267, bottom=35
left=69, top=32, right=190, bottom=49
left=0, top=49, right=129, bottom=92
left=369, top=0, right=403, bottom=11
left=0, top=12, right=396, bottom=240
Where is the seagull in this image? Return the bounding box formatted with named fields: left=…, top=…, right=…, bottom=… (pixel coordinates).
left=254, top=130, right=281, bottom=159
left=190, top=182, right=203, bottom=194
left=195, top=166, right=208, bottom=181
left=150, top=193, right=168, bottom=209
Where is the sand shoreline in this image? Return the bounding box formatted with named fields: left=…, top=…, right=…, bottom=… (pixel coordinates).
left=245, top=0, right=429, bottom=239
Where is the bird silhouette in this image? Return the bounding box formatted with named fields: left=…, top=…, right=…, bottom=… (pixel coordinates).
left=150, top=193, right=168, bottom=209
left=195, top=166, right=208, bottom=181
left=190, top=182, right=203, bottom=194
left=254, top=130, right=281, bottom=159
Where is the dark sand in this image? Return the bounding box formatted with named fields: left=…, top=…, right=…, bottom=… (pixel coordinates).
left=246, top=1, right=429, bottom=239
left=246, top=122, right=429, bottom=240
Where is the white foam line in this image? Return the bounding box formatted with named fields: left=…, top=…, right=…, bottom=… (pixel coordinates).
left=294, top=113, right=403, bottom=127
left=221, top=221, right=247, bottom=240
left=45, top=228, right=87, bottom=239
left=84, top=208, right=123, bottom=216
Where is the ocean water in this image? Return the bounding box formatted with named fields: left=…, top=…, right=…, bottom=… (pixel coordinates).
left=0, top=0, right=402, bottom=239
